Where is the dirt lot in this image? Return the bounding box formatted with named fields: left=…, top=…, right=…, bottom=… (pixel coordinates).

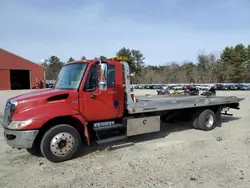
left=0, top=90, right=250, bottom=188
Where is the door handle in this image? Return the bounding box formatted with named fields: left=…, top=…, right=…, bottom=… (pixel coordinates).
left=90, top=93, right=96, bottom=98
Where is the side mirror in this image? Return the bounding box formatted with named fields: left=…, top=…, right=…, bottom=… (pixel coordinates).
left=98, top=63, right=107, bottom=91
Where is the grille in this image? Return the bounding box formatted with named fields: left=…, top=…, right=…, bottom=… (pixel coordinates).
left=2, top=100, right=17, bottom=128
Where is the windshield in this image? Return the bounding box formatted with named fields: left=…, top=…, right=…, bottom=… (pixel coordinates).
left=54, top=63, right=88, bottom=89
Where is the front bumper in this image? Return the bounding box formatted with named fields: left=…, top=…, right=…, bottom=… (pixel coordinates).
left=3, top=128, right=39, bottom=148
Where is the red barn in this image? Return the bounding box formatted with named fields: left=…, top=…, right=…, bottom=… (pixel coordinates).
left=0, top=48, right=45, bottom=90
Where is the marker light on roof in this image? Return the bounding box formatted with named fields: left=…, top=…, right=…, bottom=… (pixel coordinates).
left=109, top=56, right=128, bottom=61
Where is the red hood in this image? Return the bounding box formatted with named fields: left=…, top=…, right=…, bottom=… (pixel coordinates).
left=10, top=89, right=78, bottom=115
left=10, top=88, right=65, bottom=102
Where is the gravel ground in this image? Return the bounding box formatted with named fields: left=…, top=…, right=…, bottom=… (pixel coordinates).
left=0, top=89, right=250, bottom=188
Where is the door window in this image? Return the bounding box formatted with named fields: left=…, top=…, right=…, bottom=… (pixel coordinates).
left=83, top=64, right=97, bottom=92
left=107, top=65, right=115, bottom=88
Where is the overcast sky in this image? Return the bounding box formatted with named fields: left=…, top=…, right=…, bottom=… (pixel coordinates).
left=1, top=0, right=250, bottom=65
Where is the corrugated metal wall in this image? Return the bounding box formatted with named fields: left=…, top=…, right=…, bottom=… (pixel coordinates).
left=0, top=48, right=45, bottom=90
left=0, top=69, right=11, bottom=90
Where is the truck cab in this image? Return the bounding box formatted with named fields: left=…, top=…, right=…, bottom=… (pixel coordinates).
left=69, top=59, right=124, bottom=121
left=3, top=57, right=139, bottom=162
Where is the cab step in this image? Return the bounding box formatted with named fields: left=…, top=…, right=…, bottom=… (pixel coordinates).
left=93, top=123, right=125, bottom=131
left=96, top=135, right=127, bottom=145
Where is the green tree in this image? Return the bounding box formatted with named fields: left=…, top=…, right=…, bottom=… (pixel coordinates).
left=233, top=44, right=247, bottom=82
left=214, top=59, right=226, bottom=83
left=220, top=47, right=236, bottom=82
left=131, top=49, right=145, bottom=74
left=207, top=54, right=218, bottom=83
left=246, top=45, right=250, bottom=81
left=247, top=45, right=250, bottom=61
left=99, top=56, right=107, bottom=61
left=81, top=56, right=86, bottom=60
left=181, top=62, right=196, bottom=83
left=48, top=56, right=64, bottom=80
left=116, top=47, right=135, bottom=73
left=220, top=44, right=247, bottom=82
left=67, top=57, right=75, bottom=63
left=116, top=47, right=145, bottom=83
left=116, top=47, right=145, bottom=82
left=197, top=54, right=210, bottom=82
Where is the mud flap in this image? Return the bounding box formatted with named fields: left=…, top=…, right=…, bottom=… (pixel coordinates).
left=72, top=114, right=90, bottom=145
left=215, top=106, right=222, bottom=127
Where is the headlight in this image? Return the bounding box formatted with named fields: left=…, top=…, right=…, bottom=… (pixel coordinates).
left=3, top=100, right=18, bottom=127
left=8, top=119, right=33, bottom=130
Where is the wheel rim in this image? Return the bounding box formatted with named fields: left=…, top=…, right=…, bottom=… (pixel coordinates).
left=50, top=132, right=75, bottom=157
left=205, top=113, right=214, bottom=128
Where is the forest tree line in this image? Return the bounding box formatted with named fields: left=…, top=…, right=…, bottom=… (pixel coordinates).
left=41, top=44, right=250, bottom=84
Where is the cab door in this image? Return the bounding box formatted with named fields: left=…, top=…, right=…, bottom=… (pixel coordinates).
left=79, top=63, right=119, bottom=122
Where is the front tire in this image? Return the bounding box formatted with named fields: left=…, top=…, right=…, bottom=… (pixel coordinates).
left=26, top=145, right=41, bottom=156
left=40, top=124, right=81, bottom=162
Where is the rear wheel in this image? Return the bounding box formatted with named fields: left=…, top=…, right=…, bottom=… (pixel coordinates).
left=192, top=118, right=199, bottom=129
left=192, top=109, right=216, bottom=131
left=40, top=124, right=81, bottom=162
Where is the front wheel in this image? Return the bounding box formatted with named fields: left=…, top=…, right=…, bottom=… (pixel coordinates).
left=26, top=145, right=41, bottom=156
left=40, top=124, right=81, bottom=163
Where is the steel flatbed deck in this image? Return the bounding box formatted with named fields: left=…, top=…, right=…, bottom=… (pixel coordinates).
left=128, top=95, right=244, bottom=114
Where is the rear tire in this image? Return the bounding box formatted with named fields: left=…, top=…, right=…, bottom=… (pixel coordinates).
left=192, top=109, right=216, bottom=131
left=40, top=124, right=81, bottom=163
left=192, top=118, right=199, bottom=129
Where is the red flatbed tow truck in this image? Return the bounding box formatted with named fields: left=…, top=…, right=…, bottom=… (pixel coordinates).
left=2, top=56, right=244, bottom=162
